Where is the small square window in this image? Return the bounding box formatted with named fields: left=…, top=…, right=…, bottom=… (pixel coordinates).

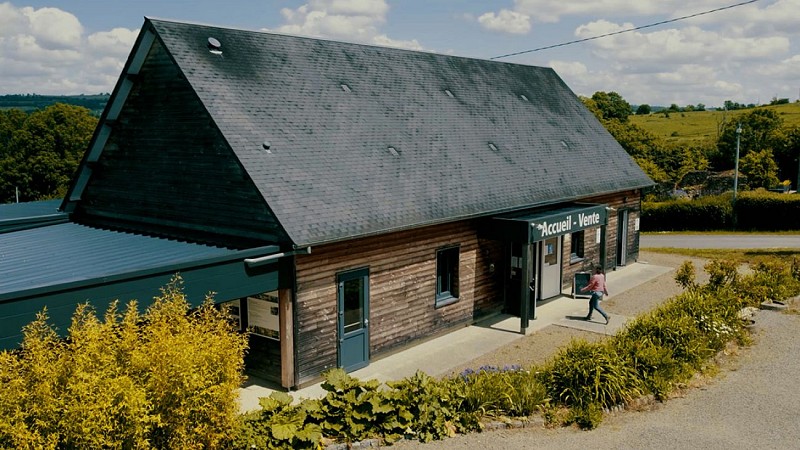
left=570, top=231, right=585, bottom=262
left=435, top=246, right=460, bottom=307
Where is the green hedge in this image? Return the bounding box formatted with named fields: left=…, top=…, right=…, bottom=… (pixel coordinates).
left=734, top=191, right=800, bottom=230
left=642, top=194, right=732, bottom=231
left=642, top=190, right=800, bottom=231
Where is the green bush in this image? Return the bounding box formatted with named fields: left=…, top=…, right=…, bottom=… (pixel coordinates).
left=566, top=403, right=604, bottom=430
left=642, top=194, right=732, bottom=231
left=538, top=340, right=642, bottom=409
left=704, top=259, right=739, bottom=289
left=457, top=365, right=549, bottom=418
left=0, top=276, right=247, bottom=450
left=735, top=190, right=800, bottom=230
left=674, top=260, right=697, bottom=290
left=735, top=259, right=800, bottom=306
left=615, top=337, right=683, bottom=401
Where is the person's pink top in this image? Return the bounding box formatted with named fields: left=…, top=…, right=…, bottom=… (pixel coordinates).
left=584, top=273, right=607, bottom=293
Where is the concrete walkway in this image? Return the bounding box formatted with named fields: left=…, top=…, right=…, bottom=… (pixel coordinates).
left=239, top=261, right=673, bottom=412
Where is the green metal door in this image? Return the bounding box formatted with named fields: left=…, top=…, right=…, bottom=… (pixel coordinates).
left=337, top=268, right=369, bottom=372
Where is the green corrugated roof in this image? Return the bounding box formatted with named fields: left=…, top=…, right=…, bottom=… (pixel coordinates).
left=0, top=200, right=67, bottom=233
left=0, top=222, right=278, bottom=301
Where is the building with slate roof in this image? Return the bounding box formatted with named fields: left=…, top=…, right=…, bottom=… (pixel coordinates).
left=0, top=18, right=652, bottom=389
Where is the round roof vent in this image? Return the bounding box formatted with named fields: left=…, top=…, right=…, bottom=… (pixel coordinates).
left=207, top=37, right=222, bottom=55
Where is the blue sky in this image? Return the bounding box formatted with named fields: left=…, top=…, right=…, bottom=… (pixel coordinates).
left=1, top=0, right=798, bottom=107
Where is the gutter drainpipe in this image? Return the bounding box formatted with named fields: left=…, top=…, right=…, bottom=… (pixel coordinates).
left=244, top=246, right=311, bottom=267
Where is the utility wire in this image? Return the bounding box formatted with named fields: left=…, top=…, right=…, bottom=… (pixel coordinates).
left=491, top=0, right=761, bottom=60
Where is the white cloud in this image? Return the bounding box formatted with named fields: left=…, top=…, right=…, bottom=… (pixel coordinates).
left=548, top=60, right=589, bottom=78
left=372, top=34, right=424, bottom=51
left=477, top=9, right=531, bottom=35
left=506, top=0, right=737, bottom=23
left=276, top=1, right=386, bottom=38
left=87, top=28, right=139, bottom=56
left=272, top=0, right=425, bottom=50
left=575, top=21, right=790, bottom=66
left=23, top=5, right=83, bottom=50
left=756, top=54, right=800, bottom=80
left=0, top=3, right=136, bottom=95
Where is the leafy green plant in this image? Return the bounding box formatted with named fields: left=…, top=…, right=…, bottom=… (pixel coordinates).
left=236, top=392, right=322, bottom=450
left=389, top=371, right=478, bottom=443
left=308, top=369, right=413, bottom=445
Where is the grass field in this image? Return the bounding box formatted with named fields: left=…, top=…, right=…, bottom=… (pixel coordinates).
left=630, top=102, right=800, bottom=146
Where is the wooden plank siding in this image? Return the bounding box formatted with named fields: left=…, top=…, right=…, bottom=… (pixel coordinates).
left=293, top=220, right=504, bottom=385
left=76, top=39, right=287, bottom=248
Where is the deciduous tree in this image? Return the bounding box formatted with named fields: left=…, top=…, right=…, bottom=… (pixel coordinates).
left=0, top=103, right=96, bottom=203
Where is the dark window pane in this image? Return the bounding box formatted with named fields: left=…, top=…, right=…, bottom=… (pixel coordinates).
left=343, top=277, right=363, bottom=334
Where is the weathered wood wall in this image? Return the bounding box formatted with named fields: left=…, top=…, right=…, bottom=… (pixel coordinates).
left=293, top=220, right=503, bottom=386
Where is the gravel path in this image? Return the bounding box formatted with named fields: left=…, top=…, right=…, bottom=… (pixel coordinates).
left=393, top=252, right=800, bottom=449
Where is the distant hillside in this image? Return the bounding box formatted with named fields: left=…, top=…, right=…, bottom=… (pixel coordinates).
left=630, top=102, right=800, bottom=145
left=0, top=94, right=109, bottom=116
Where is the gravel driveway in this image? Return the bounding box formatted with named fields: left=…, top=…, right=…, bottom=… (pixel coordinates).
left=392, top=252, right=800, bottom=449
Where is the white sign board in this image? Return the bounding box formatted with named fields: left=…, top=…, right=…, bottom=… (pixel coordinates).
left=247, top=292, right=280, bottom=340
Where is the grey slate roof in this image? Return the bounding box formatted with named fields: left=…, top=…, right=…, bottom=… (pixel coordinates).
left=138, top=19, right=653, bottom=246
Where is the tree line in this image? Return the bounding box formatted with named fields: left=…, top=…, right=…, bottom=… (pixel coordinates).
left=582, top=92, right=800, bottom=194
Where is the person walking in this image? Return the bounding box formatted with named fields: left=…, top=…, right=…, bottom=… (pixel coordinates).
left=580, top=266, right=610, bottom=324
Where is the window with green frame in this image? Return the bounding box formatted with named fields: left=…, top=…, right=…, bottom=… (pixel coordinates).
left=435, top=246, right=459, bottom=307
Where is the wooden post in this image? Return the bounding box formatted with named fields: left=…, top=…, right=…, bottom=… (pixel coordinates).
left=279, top=287, right=295, bottom=389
